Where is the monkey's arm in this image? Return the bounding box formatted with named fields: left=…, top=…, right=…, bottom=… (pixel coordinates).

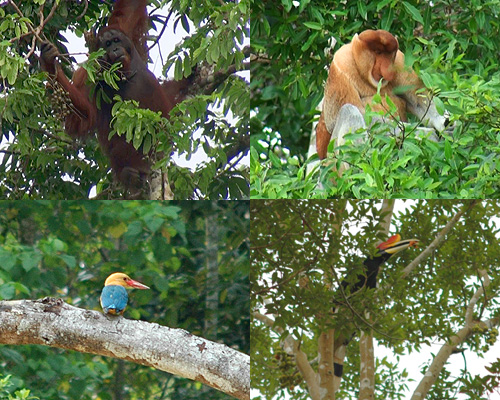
left=40, top=42, right=97, bottom=136
left=392, top=52, right=448, bottom=132
left=317, top=62, right=364, bottom=159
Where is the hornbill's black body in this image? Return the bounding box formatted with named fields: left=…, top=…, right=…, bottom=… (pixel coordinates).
left=333, top=234, right=419, bottom=390
left=340, top=234, right=419, bottom=294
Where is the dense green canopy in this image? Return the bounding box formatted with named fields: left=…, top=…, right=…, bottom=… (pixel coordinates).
left=0, top=200, right=249, bottom=400
left=251, top=1, right=500, bottom=198
left=251, top=200, right=500, bottom=399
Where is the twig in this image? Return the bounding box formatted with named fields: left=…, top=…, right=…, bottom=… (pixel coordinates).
left=411, top=269, right=496, bottom=400
left=400, top=200, right=479, bottom=279
left=76, top=0, right=89, bottom=20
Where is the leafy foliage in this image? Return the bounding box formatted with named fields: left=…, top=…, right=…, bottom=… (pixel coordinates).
left=0, top=374, right=37, bottom=400
left=250, top=0, right=500, bottom=198
left=0, top=0, right=249, bottom=199
left=251, top=200, right=500, bottom=399
left=0, top=201, right=249, bottom=399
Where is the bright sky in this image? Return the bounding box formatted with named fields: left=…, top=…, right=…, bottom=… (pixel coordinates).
left=65, top=4, right=249, bottom=197
left=0, top=3, right=249, bottom=197
left=252, top=200, right=500, bottom=400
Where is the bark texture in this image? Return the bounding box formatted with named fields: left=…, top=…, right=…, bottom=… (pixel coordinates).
left=0, top=297, right=249, bottom=400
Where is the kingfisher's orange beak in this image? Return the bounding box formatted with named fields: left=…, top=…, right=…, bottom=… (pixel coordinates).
left=125, top=279, right=150, bottom=290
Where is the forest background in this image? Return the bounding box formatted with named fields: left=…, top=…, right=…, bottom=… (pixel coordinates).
left=0, top=200, right=249, bottom=400
left=250, top=0, right=500, bottom=199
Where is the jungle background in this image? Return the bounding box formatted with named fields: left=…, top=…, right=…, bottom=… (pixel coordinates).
left=250, top=0, right=500, bottom=198
left=251, top=200, right=500, bottom=400
left=0, top=0, right=249, bottom=199
left=0, top=200, right=249, bottom=400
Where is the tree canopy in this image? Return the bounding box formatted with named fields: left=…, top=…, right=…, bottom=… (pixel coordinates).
left=251, top=200, right=500, bottom=399
left=250, top=1, right=500, bottom=198
left=0, top=200, right=249, bottom=400
left=0, top=0, right=249, bottom=199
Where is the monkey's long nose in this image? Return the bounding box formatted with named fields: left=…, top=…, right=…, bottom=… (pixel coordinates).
left=380, top=59, right=396, bottom=82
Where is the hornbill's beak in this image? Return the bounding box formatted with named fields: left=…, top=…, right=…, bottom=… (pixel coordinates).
left=376, top=234, right=419, bottom=256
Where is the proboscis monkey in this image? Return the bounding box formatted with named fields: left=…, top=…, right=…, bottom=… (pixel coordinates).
left=316, top=29, right=447, bottom=160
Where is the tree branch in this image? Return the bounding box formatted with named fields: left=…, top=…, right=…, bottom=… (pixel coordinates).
left=465, top=269, right=490, bottom=324
left=254, top=310, right=320, bottom=399
left=318, top=330, right=335, bottom=400
left=0, top=298, right=249, bottom=400
left=378, top=199, right=395, bottom=239
left=323, top=207, right=346, bottom=398
left=282, top=335, right=320, bottom=400
left=358, top=328, right=375, bottom=400
left=252, top=311, right=276, bottom=330
left=410, top=269, right=495, bottom=400
left=401, top=200, right=479, bottom=279
left=357, top=200, right=393, bottom=400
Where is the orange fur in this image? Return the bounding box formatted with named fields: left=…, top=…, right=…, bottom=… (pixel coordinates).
left=108, top=0, right=148, bottom=60
left=316, top=29, right=438, bottom=160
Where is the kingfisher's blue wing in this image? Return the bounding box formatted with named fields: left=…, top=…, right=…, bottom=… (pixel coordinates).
left=100, top=285, right=129, bottom=315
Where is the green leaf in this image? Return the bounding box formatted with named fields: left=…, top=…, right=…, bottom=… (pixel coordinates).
left=434, top=97, right=445, bottom=115
left=444, top=140, right=452, bottom=161
left=374, top=169, right=384, bottom=191
left=303, top=22, right=322, bottom=30
left=0, top=249, right=16, bottom=271
left=403, top=141, right=423, bottom=156
left=20, top=251, right=42, bottom=272
left=371, top=149, right=380, bottom=170
left=0, top=283, right=15, bottom=300
left=143, top=134, right=152, bottom=154
left=59, top=255, right=77, bottom=269
left=402, top=1, right=424, bottom=24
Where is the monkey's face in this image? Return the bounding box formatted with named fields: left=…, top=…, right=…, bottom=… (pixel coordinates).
left=353, top=30, right=399, bottom=87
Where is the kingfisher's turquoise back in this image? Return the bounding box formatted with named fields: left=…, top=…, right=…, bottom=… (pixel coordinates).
left=100, top=285, right=129, bottom=315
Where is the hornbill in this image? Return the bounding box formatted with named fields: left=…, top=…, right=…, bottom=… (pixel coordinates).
left=332, top=234, right=419, bottom=391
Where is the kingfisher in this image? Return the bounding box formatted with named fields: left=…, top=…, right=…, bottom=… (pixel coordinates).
left=100, top=272, right=150, bottom=315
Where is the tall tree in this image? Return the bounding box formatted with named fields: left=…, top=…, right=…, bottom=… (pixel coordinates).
left=251, top=200, right=500, bottom=400
left=0, top=1, right=249, bottom=199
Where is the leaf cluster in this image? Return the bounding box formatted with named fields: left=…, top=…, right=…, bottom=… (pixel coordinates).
left=0, top=200, right=249, bottom=400
left=250, top=0, right=500, bottom=199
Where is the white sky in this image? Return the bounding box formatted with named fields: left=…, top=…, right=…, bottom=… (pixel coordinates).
left=0, top=3, right=249, bottom=197
left=252, top=200, right=500, bottom=400
left=66, top=4, right=249, bottom=197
